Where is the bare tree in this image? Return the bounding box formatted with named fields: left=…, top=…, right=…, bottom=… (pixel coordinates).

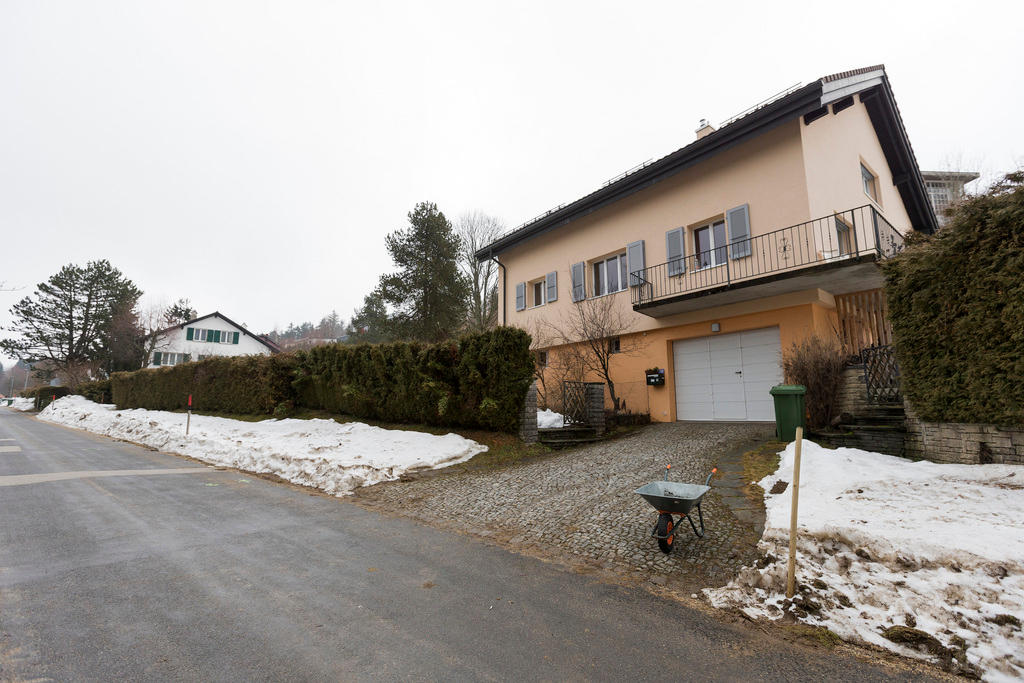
left=456, top=211, right=505, bottom=332
left=550, top=295, right=646, bottom=414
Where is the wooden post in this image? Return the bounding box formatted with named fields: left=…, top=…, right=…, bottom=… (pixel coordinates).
left=786, top=426, right=804, bottom=599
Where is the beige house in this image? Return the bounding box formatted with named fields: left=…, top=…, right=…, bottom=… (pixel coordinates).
left=478, top=65, right=937, bottom=423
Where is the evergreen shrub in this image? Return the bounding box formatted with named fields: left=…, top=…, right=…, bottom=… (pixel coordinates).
left=111, top=354, right=297, bottom=415
left=882, top=172, right=1024, bottom=424
left=74, top=379, right=112, bottom=403
left=293, top=327, right=534, bottom=432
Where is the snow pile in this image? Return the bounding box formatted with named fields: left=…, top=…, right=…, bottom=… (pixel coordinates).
left=5, top=397, right=35, bottom=411
left=537, top=409, right=565, bottom=429
left=39, top=396, right=487, bottom=496
left=705, top=440, right=1024, bottom=681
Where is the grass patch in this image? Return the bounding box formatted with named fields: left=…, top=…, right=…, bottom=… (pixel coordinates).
left=741, top=440, right=785, bottom=503
left=783, top=624, right=843, bottom=649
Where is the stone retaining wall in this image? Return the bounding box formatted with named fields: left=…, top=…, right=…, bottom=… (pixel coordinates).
left=835, top=365, right=871, bottom=416
left=519, top=382, right=538, bottom=444
left=904, top=403, right=1024, bottom=465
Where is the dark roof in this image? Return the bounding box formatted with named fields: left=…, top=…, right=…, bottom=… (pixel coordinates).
left=158, top=312, right=281, bottom=354
left=477, top=65, right=936, bottom=259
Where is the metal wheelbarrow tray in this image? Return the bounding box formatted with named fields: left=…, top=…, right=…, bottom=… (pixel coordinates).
left=634, top=468, right=715, bottom=554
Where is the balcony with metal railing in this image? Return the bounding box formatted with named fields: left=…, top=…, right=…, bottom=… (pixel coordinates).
left=630, top=205, right=905, bottom=317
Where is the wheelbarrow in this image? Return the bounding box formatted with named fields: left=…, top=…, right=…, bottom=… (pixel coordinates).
left=634, top=466, right=717, bottom=554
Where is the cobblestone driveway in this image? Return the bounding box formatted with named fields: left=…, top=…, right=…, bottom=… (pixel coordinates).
left=353, top=422, right=776, bottom=591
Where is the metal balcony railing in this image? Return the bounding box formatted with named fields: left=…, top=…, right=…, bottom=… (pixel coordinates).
left=630, top=205, right=904, bottom=307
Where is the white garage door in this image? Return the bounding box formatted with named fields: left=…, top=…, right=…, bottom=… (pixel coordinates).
left=673, top=327, right=783, bottom=421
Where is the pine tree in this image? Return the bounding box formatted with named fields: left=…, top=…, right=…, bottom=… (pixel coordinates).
left=370, top=202, right=470, bottom=342
left=0, top=260, right=142, bottom=383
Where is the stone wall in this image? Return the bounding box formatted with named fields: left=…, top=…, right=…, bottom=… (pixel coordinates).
left=519, top=381, right=538, bottom=444
left=904, top=402, right=1024, bottom=465
left=585, top=383, right=606, bottom=436
left=835, top=365, right=871, bottom=416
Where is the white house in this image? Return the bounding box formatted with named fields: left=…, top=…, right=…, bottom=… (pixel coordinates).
left=148, top=312, right=281, bottom=367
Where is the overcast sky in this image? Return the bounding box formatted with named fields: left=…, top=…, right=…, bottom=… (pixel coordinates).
left=1, top=0, right=1021, bottom=361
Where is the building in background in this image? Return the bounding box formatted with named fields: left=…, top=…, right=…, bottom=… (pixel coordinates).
left=147, top=312, right=280, bottom=367
left=921, top=171, right=980, bottom=227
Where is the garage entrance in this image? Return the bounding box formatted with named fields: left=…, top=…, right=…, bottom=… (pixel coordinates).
left=673, top=327, right=783, bottom=421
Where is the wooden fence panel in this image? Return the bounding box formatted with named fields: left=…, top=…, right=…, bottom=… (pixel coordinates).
left=835, top=289, right=892, bottom=359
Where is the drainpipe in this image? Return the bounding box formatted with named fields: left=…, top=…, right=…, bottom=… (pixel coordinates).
left=490, top=251, right=507, bottom=326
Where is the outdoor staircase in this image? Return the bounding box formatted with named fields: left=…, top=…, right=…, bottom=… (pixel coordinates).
left=811, top=403, right=907, bottom=457
left=537, top=426, right=602, bottom=448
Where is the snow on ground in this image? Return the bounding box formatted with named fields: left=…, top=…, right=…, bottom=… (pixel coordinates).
left=5, top=397, right=35, bottom=411
left=39, top=396, right=487, bottom=496
left=537, top=408, right=565, bottom=429
left=705, top=440, right=1024, bottom=682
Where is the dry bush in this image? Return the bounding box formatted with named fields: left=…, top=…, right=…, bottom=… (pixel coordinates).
left=783, top=334, right=846, bottom=428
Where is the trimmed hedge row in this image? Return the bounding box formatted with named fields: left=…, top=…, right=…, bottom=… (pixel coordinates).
left=110, top=355, right=298, bottom=415
left=101, top=328, right=535, bottom=432
left=882, top=172, right=1024, bottom=425
left=74, top=379, right=112, bottom=403
left=293, top=327, right=534, bottom=432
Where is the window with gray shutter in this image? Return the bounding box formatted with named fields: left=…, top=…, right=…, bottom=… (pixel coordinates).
left=626, top=240, right=645, bottom=286
left=666, top=228, right=685, bottom=276
left=727, top=204, right=751, bottom=258
left=515, top=282, right=526, bottom=311
left=570, top=262, right=585, bottom=301
left=545, top=271, right=557, bottom=303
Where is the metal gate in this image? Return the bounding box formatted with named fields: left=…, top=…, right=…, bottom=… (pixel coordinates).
left=562, top=381, right=588, bottom=426
left=862, top=345, right=901, bottom=404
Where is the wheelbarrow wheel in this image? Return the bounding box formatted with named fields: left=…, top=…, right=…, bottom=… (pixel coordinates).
left=656, top=513, right=674, bottom=554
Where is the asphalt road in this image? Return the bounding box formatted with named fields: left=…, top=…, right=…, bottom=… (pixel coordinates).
left=0, top=410, right=939, bottom=682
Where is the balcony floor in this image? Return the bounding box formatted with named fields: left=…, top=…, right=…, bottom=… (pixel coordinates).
left=633, top=255, right=884, bottom=317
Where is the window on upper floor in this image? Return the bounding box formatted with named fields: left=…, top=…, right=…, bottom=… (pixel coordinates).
left=861, top=163, right=879, bottom=203
left=188, top=327, right=240, bottom=344
left=536, top=350, right=548, bottom=367
left=926, top=181, right=951, bottom=212
left=693, top=220, right=728, bottom=269
left=531, top=280, right=545, bottom=307
left=592, top=253, right=628, bottom=297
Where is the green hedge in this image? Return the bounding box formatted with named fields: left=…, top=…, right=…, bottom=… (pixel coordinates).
left=882, top=172, right=1024, bottom=424
left=111, top=355, right=298, bottom=415
left=293, top=327, right=534, bottom=432
left=73, top=379, right=112, bottom=403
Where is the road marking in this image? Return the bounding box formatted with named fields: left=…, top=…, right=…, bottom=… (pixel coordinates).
left=0, top=438, right=15, bottom=441
left=0, top=468, right=212, bottom=487
left=0, top=445, right=22, bottom=453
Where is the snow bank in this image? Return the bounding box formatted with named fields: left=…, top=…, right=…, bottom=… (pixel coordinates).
left=705, top=440, right=1024, bottom=681
left=537, top=409, right=565, bottom=429
left=39, top=396, right=487, bottom=496
left=5, top=397, right=35, bottom=411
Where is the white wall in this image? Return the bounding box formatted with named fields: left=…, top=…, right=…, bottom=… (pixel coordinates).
left=147, top=315, right=272, bottom=367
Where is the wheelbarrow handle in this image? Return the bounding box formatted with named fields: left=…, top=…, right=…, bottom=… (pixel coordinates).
left=704, top=467, right=718, bottom=487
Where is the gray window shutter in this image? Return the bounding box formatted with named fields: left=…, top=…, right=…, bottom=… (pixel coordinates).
left=627, top=240, right=645, bottom=286
left=666, top=228, right=685, bottom=276
left=545, top=271, right=557, bottom=303
left=570, top=262, right=585, bottom=301
left=153, top=352, right=162, bottom=366
left=727, top=204, right=752, bottom=258
left=515, top=282, right=526, bottom=311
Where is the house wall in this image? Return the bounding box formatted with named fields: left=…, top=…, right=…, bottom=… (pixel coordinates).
left=537, top=289, right=837, bottom=421
left=148, top=317, right=272, bottom=366
left=500, top=119, right=813, bottom=337
left=800, top=95, right=913, bottom=239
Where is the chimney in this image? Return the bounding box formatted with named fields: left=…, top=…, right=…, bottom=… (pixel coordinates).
left=695, top=118, right=716, bottom=140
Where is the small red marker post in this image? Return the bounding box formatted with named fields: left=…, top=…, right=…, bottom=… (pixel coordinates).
left=186, top=394, right=192, bottom=436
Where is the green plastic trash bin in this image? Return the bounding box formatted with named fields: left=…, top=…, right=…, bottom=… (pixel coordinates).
left=770, top=384, right=806, bottom=441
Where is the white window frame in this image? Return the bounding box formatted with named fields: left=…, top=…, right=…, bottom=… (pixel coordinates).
left=530, top=280, right=546, bottom=308
left=591, top=253, right=628, bottom=297
left=861, top=163, right=879, bottom=203
left=693, top=221, right=728, bottom=270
